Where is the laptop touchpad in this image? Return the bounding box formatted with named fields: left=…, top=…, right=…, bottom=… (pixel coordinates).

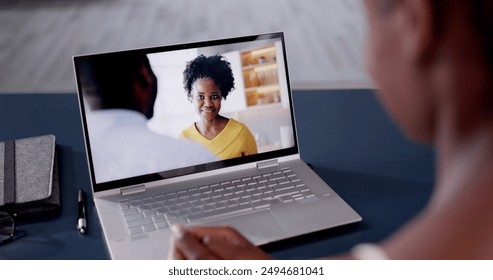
left=203, top=210, right=288, bottom=245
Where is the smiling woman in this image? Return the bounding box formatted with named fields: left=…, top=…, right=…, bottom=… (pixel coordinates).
left=180, top=54, right=258, bottom=160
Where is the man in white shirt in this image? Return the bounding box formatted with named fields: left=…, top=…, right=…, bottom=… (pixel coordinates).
left=82, top=53, right=216, bottom=183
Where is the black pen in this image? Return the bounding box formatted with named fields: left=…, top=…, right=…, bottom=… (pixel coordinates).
left=77, top=188, right=87, bottom=235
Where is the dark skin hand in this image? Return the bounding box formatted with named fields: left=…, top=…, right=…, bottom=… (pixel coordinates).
left=169, top=224, right=272, bottom=260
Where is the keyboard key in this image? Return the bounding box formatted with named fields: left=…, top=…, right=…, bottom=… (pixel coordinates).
left=155, top=222, right=169, bottom=230
left=279, top=196, right=294, bottom=203
left=273, top=183, right=295, bottom=192
left=176, top=200, right=188, bottom=207
left=166, top=193, right=178, bottom=200
left=153, top=215, right=166, bottom=223
left=251, top=200, right=270, bottom=209
left=223, top=190, right=234, bottom=196
left=212, top=193, right=222, bottom=199
left=188, top=204, right=253, bottom=221
left=273, top=188, right=299, bottom=199
left=129, top=200, right=141, bottom=207
left=124, top=213, right=144, bottom=222
left=190, top=200, right=203, bottom=207
left=153, top=194, right=166, bottom=202
left=266, top=173, right=285, bottom=181
left=226, top=200, right=238, bottom=207
left=212, top=185, right=224, bottom=192
left=143, top=224, right=156, bottom=232
left=304, top=193, right=316, bottom=199
left=252, top=192, right=263, bottom=198
left=187, top=196, right=199, bottom=203
left=139, top=205, right=152, bottom=211
left=238, top=198, right=250, bottom=205
left=222, top=182, right=235, bottom=190
left=250, top=197, right=261, bottom=203
left=290, top=176, right=301, bottom=182
left=240, top=193, right=252, bottom=199
left=119, top=202, right=130, bottom=210
left=165, top=213, right=178, bottom=220
left=257, top=177, right=268, bottom=183
left=189, top=189, right=201, bottom=196
left=201, top=187, right=213, bottom=194
left=122, top=208, right=138, bottom=216
left=177, top=209, right=191, bottom=218
left=292, top=193, right=303, bottom=199
left=148, top=202, right=159, bottom=209
left=277, top=178, right=291, bottom=185
left=142, top=210, right=156, bottom=218
left=216, top=197, right=229, bottom=204
left=127, top=217, right=153, bottom=227
left=201, top=205, right=215, bottom=212
left=168, top=217, right=188, bottom=225
left=256, top=182, right=267, bottom=189
left=244, top=179, right=257, bottom=185
left=177, top=190, right=189, bottom=198
left=190, top=207, right=202, bottom=214
left=234, top=181, right=246, bottom=188
left=215, top=202, right=227, bottom=210
left=245, top=185, right=256, bottom=192
left=142, top=197, right=154, bottom=205
left=263, top=187, right=274, bottom=194
left=283, top=171, right=295, bottom=177
left=129, top=227, right=143, bottom=235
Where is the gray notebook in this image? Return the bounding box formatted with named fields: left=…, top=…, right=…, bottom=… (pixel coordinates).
left=0, top=134, right=60, bottom=218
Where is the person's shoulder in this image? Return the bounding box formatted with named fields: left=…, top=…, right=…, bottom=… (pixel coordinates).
left=228, top=118, right=252, bottom=132
left=180, top=123, right=197, bottom=138
left=227, top=118, right=246, bottom=129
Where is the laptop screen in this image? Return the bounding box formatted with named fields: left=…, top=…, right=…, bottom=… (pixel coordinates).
left=74, top=33, right=298, bottom=192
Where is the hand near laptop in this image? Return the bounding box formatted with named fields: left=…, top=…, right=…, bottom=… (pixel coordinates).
left=169, top=224, right=271, bottom=260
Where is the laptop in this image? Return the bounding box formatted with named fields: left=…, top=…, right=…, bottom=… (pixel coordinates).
left=73, top=32, right=361, bottom=259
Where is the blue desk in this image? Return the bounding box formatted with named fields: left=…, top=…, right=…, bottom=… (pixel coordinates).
left=0, top=89, right=434, bottom=259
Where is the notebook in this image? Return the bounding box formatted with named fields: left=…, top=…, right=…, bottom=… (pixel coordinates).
left=73, top=32, right=361, bottom=259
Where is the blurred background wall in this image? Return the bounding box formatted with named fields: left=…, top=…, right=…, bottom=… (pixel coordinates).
left=0, top=0, right=370, bottom=93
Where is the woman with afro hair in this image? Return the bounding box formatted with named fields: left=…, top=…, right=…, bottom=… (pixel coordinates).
left=180, top=54, right=258, bottom=160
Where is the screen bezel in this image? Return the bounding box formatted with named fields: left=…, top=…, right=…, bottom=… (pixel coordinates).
left=73, top=32, right=299, bottom=193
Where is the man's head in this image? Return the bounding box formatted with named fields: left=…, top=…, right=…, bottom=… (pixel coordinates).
left=83, top=52, right=158, bottom=119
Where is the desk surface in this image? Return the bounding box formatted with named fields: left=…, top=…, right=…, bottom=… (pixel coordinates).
left=0, top=89, right=434, bottom=259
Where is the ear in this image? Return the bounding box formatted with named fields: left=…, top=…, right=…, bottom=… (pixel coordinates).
left=398, top=0, right=438, bottom=64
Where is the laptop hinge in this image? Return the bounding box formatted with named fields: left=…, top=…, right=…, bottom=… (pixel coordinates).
left=256, top=159, right=279, bottom=169
left=120, top=184, right=147, bottom=196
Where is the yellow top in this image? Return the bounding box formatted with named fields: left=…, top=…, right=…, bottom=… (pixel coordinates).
left=180, top=118, right=258, bottom=160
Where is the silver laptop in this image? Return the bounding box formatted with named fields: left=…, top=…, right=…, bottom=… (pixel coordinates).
left=73, top=32, right=361, bottom=259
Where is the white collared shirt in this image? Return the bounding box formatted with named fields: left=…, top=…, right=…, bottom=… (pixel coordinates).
left=87, top=109, right=216, bottom=183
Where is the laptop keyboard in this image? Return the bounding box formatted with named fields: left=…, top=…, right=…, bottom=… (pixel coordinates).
left=118, top=167, right=325, bottom=236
